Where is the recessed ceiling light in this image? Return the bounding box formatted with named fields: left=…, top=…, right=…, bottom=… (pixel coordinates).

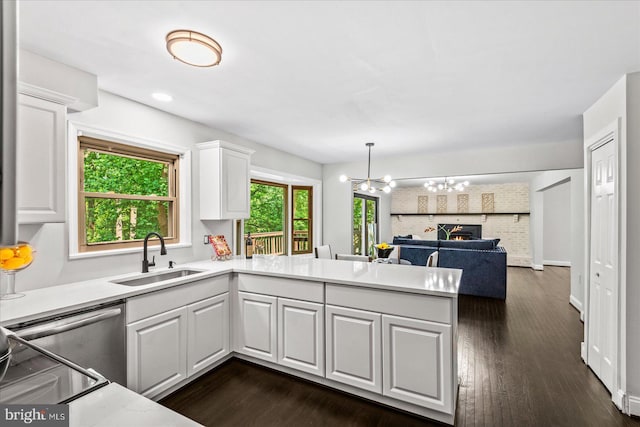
left=152, top=92, right=173, bottom=102
left=166, top=29, right=222, bottom=67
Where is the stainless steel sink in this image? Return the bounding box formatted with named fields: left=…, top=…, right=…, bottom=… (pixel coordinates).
left=111, top=269, right=204, bottom=286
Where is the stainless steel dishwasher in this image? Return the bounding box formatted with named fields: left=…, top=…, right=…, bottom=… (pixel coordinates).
left=7, top=300, right=126, bottom=386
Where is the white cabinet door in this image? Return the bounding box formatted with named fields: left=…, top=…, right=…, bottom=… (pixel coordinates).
left=187, top=293, right=230, bottom=377
left=198, top=141, right=253, bottom=220
left=220, top=148, right=250, bottom=219
left=17, top=94, right=66, bottom=223
left=237, top=291, right=277, bottom=362
left=382, top=315, right=452, bottom=413
left=277, top=297, right=324, bottom=376
left=325, top=305, right=382, bottom=393
left=127, top=307, right=187, bottom=398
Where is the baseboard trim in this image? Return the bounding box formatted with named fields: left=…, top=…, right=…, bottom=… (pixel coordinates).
left=569, top=295, right=583, bottom=314
left=613, top=389, right=627, bottom=412
left=543, top=260, right=571, bottom=267
left=531, top=264, right=544, bottom=271
left=629, top=395, right=640, bottom=416
left=581, top=342, right=586, bottom=362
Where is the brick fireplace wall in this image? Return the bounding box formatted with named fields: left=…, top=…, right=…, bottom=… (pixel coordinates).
left=391, top=183, right=531, bottom=266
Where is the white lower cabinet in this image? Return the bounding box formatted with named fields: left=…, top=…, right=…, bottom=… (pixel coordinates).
left=325, top=305, right=382, bottom=393
left=187, top=293, right=230, bottom=376
left=237, top=291, right=277, bottom=363
left=277, top=298, right=324, bottom=376
left=382, top=314, right=453, bottom=413
left=126, top=276, right=230, bottom=399
left=324, top=283, right=456, bottom=418
left=236, top=286, right=325, bottom=377
left=127, top=307, right=187, bottom=398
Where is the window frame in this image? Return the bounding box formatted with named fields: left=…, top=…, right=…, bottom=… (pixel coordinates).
left=246, top=179, right=289, bottom=256
left=353, top=193, right=379, bottom=256
left=68, top=122, right=192, bottom=259
left=291, top=185, right=313, bottom=255
left=77, top=136, right=180, bottom=252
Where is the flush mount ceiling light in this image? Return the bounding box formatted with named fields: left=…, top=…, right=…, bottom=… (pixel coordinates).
left=339, top=143, right=395, bottom=194
left=166, top=29, right=222, bottom=67
left=424, top=177, right=470, bottom=193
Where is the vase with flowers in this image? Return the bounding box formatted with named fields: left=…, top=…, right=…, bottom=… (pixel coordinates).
left=375, top=242, right=394, bottom=258
left=424, top=225, right=463, bottom=240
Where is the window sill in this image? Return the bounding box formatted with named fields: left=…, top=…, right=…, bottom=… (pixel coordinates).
left=69, top=242, right=193, bottom=260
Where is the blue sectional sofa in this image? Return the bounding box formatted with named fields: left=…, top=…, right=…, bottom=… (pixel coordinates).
left=392, top=237, right=507, bottom=300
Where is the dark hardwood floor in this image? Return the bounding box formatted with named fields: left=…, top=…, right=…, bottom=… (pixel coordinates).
left=161, top=266, right=640, bottom=426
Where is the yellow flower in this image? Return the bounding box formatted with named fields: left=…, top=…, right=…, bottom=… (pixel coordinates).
left=375, top=242, right=391, bottom=249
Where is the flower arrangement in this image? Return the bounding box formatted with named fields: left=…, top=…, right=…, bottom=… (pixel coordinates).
left=375, top=242, right=394, bottom=258
left=424, top=225, right=463, bottom=240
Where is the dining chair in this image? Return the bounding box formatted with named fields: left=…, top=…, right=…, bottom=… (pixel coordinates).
left=314, top=245, right=332, bottom=259
left=335, top=254, right=370, bottom=262
left=426, top=250, right=439, bottom=267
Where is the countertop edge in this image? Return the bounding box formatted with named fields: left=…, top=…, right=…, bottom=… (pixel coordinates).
left=1, top=259, right=460, bottom=326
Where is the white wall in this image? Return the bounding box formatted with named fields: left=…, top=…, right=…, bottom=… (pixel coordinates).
left=626, top=72, right=640, bottom=416
left=582, top=72, right=640, bottom=411
left=11, top=90, right=322, bottom=292
left=542, top=181, right=572, bottom=265
left=19, top=49, right=98, bottom=111
left=529, top=169, right=584, bottom=312
left=323, top=139, right=584, bottom=256
left=390, top=182, right=533, bottom=266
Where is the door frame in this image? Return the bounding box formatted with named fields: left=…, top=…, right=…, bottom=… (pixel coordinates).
left=352, top=193, right=379, bottom=255
left=583, top=118, right=626, bottom=410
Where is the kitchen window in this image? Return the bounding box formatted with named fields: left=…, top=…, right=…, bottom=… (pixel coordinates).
left=244, top=180, right=314, bottom=256
left=77, top=136, right=180, bottom=252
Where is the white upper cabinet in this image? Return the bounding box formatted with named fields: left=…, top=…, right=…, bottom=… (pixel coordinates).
left=197, top=141, right=254, bottom=220
left=17, top=94, right=66, bottom=223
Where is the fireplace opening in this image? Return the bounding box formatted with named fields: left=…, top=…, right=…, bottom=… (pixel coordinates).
left=438, top=224, right=482, bottom=240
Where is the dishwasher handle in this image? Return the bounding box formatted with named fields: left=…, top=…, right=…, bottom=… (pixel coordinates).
left=16, top=307, right=122, bottom=341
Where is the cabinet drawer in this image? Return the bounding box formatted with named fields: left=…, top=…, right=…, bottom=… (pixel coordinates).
left=127, top=274, right=230, bottom=323
left=238, top=274, right=323, bottom=303
left=326, top=284, right=451, bottom=324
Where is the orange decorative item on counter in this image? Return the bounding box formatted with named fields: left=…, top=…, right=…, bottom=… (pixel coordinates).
left=0, top=242, right=34, bottom=271
left=209, top=235, right=232, bottom=260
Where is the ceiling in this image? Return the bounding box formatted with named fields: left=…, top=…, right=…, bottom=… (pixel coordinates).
left=18, top=1, right=640, bottom=164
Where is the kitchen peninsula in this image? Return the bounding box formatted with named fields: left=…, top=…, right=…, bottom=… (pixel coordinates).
left=0, top=258, right=462, bottom=425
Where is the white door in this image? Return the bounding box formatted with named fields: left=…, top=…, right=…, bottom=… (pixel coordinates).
left=127, top=307, right=187, bottom=398
left=237, top=291, right=278, bottom=362
left=187, top=293, right=230, bottom=376
left=588, top=139, right=617, bottom=392
left=277, top=298, right=324, bottom=376
left=325, top=305, right=382, bottom=393
left=382, top=315, right=453, bottom=413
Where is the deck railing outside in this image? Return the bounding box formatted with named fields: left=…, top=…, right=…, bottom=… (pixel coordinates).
left=245, top=230, right=310, bottom=255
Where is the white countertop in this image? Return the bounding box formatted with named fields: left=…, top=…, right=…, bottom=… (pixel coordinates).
left=70, top=383, right=202, bottom=427
left=1, top=256, right=461, bottom=326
